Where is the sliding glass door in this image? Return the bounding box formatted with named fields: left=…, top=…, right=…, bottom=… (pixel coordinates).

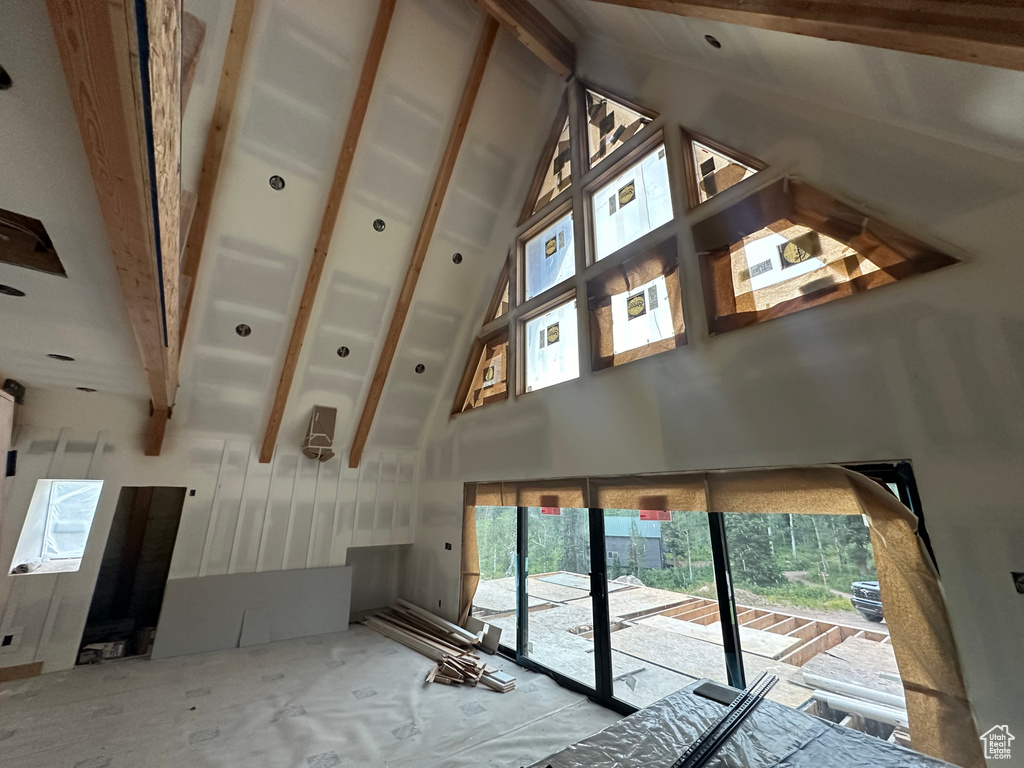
left=475, top=463, right=928, bottom=735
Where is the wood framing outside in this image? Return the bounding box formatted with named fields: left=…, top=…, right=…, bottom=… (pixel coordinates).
left=179, top=0, right=257, bottom=345
left=476, top=0, right=576, bottom=78
left=584, top=0, right=1024, bottom=71
left=47, top=0, right=181, bottom=422
left=349, top=16, right=501, bottom=469
left=680, top=126, right=767, bottom=210
left=484, top=255, right=512, bottom=324
left=260, top=0, right=397, bottom=464
left=518, top=94, right=571, bottom=226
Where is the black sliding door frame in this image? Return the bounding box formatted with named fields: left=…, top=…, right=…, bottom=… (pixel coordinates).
left=495, top=463, right=928, bottom=716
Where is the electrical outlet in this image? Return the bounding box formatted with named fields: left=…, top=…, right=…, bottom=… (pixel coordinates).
left=444, top=542, right=451, bottom=550
left=189, top=489, right=196, bottom=497
left=1, top=634, right=12, bottom=646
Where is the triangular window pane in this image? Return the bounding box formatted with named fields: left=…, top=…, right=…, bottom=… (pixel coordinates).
left=485, top=259, right=511, bottom=323
left=683, top=130, right=766, bottom=208
left=455, top=331, right=509, bottom=414
left=532, top=116, right=572, bottom=216
left=585, top=88, right=653, bottom=167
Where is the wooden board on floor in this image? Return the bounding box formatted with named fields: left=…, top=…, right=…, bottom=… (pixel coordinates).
left=639, top=614, right=803, bottom=660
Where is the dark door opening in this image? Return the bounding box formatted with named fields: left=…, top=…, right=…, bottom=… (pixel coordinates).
left=77, top=486, right=186, bottom=664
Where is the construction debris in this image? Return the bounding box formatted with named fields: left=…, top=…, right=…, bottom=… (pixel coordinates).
left=363, top=601, right=515, bottom=693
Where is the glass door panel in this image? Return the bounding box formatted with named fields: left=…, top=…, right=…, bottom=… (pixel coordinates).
left=603, top=509, right=729, bottom=708
left=470, top=506, right=518, bottom=648
left=523, top=507, right=596, bottom=690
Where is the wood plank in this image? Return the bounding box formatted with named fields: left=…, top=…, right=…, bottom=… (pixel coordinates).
left=47, top=0, right=181, bottom=412
left=780, top=624, right=843, bottom=667
left=395, top=599, right=478, bottom=643
left=585, top=0, right=1024, bottom=71
left=179, top=0, right=257, bottom=345
left=348, top=16, right=500, bottom=469
left=145, top=406, right=171, bottom=456
left=476, top=0, right=575, bottom=78
left=259, top=0, right=397, bottom=464
left=0, top=661, right=43, bottom=683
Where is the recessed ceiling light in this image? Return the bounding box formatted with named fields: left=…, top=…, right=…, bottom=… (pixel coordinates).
left=0, top=65, right=11, bottom=90
left=452, top=253, right=463, bottom=265
left=337, top=346, right=350, bottom=358
left=48, top=353, right=75, bottom=361
left=704, top=34, right=722, bottom=49
left=415, top=364, right=425, bottom=374
left=235, top=323, right=252, bottom=337
left=373, top=218, right=386, bottom=232
left=269, top=175, right=285, bottom=191
left=0, top=284, right=25, bottom=296
left=76, top=387, right=97, bottom=393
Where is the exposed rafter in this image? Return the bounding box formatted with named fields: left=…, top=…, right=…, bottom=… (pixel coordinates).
left=47, top=0, right=181, bottom=447
left=476, top=0, right=576, bottom=78
left=179, top=0, right=257, bottom=345
left=585, top=0, right=1024, bottom=71
left=349, top=16, right=501, bottom=469
left=259, top=0, right=398, bottom=464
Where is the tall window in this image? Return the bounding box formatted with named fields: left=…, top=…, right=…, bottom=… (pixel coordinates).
left=11, top=479, right=104, bottom=574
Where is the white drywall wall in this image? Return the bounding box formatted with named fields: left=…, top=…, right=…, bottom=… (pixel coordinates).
left=0, top=390, right=416, bottom=672
left=408, top=36, right=1024, bottom=758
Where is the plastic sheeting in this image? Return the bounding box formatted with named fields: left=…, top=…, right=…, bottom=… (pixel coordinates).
left=528, top=683, right=957, bottom=768
left=0, top=625, right=620, bottom=768
left=41, top=480, right=103, bottom=560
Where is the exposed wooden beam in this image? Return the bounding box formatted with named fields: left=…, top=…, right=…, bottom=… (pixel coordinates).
left=585, top=0, right=1024, bottom=70
left=349, top=16, right=500, bottom=469
left=47, top=0, right=181, bottom=414
left=179, top=0, right=257, bottom=345
left=146, top=406, right=171, bottom=457
left=258, top=0, right=397, bottom=464
left=476, top=0, right=575, bottom=78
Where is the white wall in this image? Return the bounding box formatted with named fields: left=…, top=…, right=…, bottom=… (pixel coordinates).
left=407, top=38, right=1024, bottom=757
left=0, top=390, right=417, bottom=672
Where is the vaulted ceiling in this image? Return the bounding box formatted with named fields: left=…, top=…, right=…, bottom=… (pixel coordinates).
left=1, top=0, right=1022, bottom=463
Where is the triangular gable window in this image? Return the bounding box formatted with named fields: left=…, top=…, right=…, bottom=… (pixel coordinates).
left=682, top=128, right=767, bottom=208
left=521, top=97, right=572, bottom=224
left=585, top=87, right=655, bottom=168
left=484, top=257, right=510, bottom=323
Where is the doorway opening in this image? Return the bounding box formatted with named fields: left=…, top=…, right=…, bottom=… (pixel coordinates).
left=77, top=487, right=186, bottom=665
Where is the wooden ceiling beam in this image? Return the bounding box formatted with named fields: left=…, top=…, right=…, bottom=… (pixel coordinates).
left=585, top=0, right=1024, bottom=71
left=349, top=16, right=501, bottom=469
left=179, top=0, right=257, bottom=345
left=258, top=0, right=398, bottom=464
left=47, top=0, right=181, bottom=429
left=476, top=0, right=576, bottom=78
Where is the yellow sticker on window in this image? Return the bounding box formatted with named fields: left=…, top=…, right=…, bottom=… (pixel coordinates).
left=779, top=231, right=822, bottom=268
left=546, top=322, right=560, bottom=344
left=545, top=237, right=557, bottom=257
left=618, top=180, right=636, bottom=207
left=627, top=292, right=646, bottom=319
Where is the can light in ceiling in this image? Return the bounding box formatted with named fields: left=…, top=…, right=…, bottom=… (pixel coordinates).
left=77, top=387, right=97, bottom=393
left=337, top=346, right=350, bottom=358
left=705, top=34, right=722, bottom=49
left=235, top=323, right=252, bottom=337
left=373, top=218, right=386, bottom=232
left=269, top=175, right=285, bottom=191
left=415, top=364, right=425, bottom=374
left=48, top=353, right=75, bottom=361
left=0, top=65, right=11, bottom=90
left=452, top=253, right=463, bottom=265
left=0, top=284, right=25, bottom=296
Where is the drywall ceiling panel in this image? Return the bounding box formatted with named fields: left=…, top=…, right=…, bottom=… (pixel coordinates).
left=177, top=0, right=378, bottom=437
left=0, top=3, right=148, bottom=396
left=363, top=30, right=564, bottom=454
left=280, top=0, right=495, bottom=451
left=554, top=0, right=1024, bottom=161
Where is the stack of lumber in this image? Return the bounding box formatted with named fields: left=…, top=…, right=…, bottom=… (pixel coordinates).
left=363, top=599, right=515, bottom=693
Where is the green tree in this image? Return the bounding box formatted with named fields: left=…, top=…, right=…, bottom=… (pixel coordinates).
left=727, top=514, right=784, bottom=587
left=558, top=509, right=589, bottom=575
left=626, top=518, right=646, bottom=576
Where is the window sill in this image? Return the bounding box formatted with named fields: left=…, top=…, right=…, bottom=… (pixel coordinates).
left=11, top=558, right=83, bottom=575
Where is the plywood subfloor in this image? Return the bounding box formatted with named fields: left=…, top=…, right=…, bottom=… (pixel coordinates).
left=639, top=615, right=803, bottom=660
left=0, top=625, right=620, bottom=768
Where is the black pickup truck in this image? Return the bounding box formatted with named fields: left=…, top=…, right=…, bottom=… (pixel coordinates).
left=850, top=580, right=884, bottom=622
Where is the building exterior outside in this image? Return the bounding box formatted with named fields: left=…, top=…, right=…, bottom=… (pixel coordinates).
left=604, top=518, right=664, bottom=570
